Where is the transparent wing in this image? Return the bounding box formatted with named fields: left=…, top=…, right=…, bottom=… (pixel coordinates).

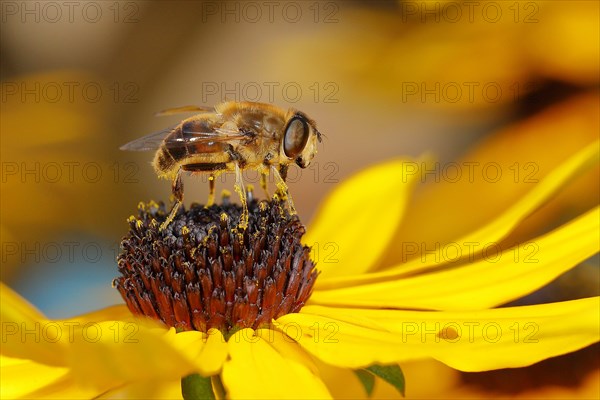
left=155, top=105, right=215, bottom=117
left=119, top=126, right=175, bottom=151
left=174, top=125, right=252, bottom=145
left=121, top=122, right=257, bottom=153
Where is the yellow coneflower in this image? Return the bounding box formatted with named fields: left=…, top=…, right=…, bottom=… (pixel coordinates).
left=1, top=141, right=598, bottom=399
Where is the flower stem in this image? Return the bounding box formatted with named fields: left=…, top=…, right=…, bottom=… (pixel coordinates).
left=181, top=373, right=215, bottom=400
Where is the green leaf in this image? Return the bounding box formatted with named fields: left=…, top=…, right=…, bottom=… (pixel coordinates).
left=354, top=369, right=376, bottom=396
left=366, top=364, right=405, bottom=397
left=181, top=373, right=215, bottom=400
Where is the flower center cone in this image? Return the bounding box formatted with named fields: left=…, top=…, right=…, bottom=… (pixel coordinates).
left=114, top=199, right=318, bottom=333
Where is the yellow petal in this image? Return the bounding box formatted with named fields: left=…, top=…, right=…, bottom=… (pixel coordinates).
left=0, top=282, right=46, bottom=321
left=0, top=283, right=67, bottom=366
left=313, top=359, right=370, bottom=400
left=0, top=355, right=109, bottom=399
left=1, top=283, right=229, bottom=389
left=281, top=298, right=600, bottom=371
left=310, top=207, right=599, bottom=310
left=222, top=328, right=332, bottom=399
left=386, top=93, right=599, bottom=266
left=318, top=140, right=600, bottom=289
left=98, top=379, right=182, bottom=399
left=65, top=324, right=210, bottom=390
left=192, top=328, right=228, bottom=376
left=305, top=158, right=422, bottom=278
left=256, top=328, right=319, bottom=375
left=386, top=139, right=599, bottom=276
left=274, top=313, right=433, bottom=369
left=62, top=304, right=136, bottom=324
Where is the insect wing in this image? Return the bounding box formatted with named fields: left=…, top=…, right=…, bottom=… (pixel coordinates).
left=155, top=105, right=215, bottom=117
left=119, top=126, right=176, bottom=151
left=178, top=124, right=250, bottom=145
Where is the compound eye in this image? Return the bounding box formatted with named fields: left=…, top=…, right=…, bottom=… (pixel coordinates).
left=283, top=117, right=309, bottom=159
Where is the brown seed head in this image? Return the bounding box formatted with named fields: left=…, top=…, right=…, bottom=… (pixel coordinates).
left=113, top=200, right=318, bottom=333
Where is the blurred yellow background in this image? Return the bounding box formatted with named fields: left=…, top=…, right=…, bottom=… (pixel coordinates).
left=1, top=1, right=598, bottom=398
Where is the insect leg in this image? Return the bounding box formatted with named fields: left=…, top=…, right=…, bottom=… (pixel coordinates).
left=271, top=164, right=296, bottom=215
left=260, top=172, right=270, bottom=198
left=206, top=174, right=216, bottom=207
left=279, top=164, right=288, bottom=182
left=234, top=162, right=249, bottom=230
left=160, top=168, right=183, bottom=231
left=274, top=164, right=289, bottom=199
left=261, top=154, right=273, bottom=199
